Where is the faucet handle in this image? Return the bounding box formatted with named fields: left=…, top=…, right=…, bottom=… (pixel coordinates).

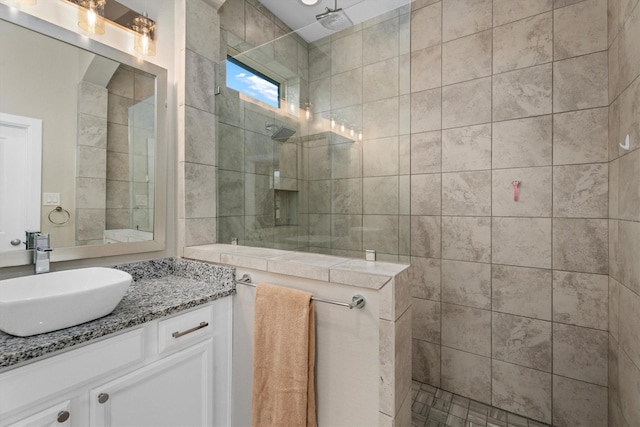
left=35, top=233, right=50, bottom=249
left=25, top=231, right=41, bottom=250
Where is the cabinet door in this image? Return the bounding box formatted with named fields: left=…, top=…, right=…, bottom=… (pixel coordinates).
left=6, top=401, right=71, bottom=427
left=90, top=339, right=213, bottom=427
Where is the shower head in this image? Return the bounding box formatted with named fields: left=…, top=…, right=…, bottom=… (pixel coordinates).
left=316, top=0, right=353, bottom=31
left=266, top=123, right=296, bottom=142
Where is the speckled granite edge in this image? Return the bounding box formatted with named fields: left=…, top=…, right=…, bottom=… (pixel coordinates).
left=0, top=259, right=236, bottom=370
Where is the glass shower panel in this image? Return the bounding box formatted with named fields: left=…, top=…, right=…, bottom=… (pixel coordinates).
left=216, top=1, right=411, bottom=261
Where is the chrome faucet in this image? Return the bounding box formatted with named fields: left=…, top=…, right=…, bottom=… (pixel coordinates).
left=26, top=231, right=53, bottom=274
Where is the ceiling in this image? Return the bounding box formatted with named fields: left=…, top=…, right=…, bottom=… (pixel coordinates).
left=256, top=0, right=409, bottom=42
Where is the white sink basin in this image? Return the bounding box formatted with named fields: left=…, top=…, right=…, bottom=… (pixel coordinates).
left=0, top=267, right=132, bottom=337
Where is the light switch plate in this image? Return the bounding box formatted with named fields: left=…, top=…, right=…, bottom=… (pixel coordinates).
left=43, top=192, right=60, bottom=206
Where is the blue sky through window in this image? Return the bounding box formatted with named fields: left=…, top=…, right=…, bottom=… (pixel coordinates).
left=226, top=58, right=280, bottom=108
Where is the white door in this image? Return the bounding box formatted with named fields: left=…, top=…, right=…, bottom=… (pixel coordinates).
left=0, top=113, right=42, bottom=251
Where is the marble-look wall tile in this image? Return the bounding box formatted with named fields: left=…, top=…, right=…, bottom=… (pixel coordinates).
left=442, top=124, right=492, bottom=172
left=492, top=265, right=552, bottom=320
left=413, top=339, right=441, bottom=387
left=493, top=64, right=553, bottom=121
left=411, top=2, right=441, bottom=52
left=309, top=77, right=331, bottom=114
left=363, top=136, right=398, bottom=177
left=77, top=177, right=106, bottom=209
left=411, top=88, right=441, bottom=133
left=79, top=81, right=108, bottom=118
left=618, top=347, right=640, bottom=425
left=442, top=171, right=491, bottom=216
left=76, top=209, right=106, bottom=241
left=493, top=13, right=553, bottom=74
left=412, top=297, right=441, bottom=343
left=332, top=69, right=364, bottom=109
left=331, top=31, right=362, bottom=74
left=552, top=375, right=608, bottom=427
left=78, top=147, right=106, bottom=179
left=492, top=360, right=552, bottom=423
left=364, top=176, right=398, bottom=214
left=442, top=77, right=492, bottom=128
left=308, top=180, right=331, bottom=213
left=363, top=97, right=399, bottom=139
left=553, top=164, right=609, bottom=218
left=553, top=0, right=607, bottom=60
left=363, top=16, right=399, bottom=66
left=619, top=284, right=640, bottom=370
left=609, top=277, right=620, bottom=341
left=244, top=3, right=274, bottom=50
left=442, top=30, right=492, bottom=85
left=411, top=131, right=442, bottom=174
left=218, top=123, right=244, bottom=172
left=553, top=271, right=608, bottom=330
left=619, top=77, right=640, bottom=152
left=618, top=220, right=640, bottom=294
left=411, top=174, right=442, bottom=215
left=411, top=216, right=441, bottom=258
left=408, top=257, right=441, bottom=301
left=78, top=114, right=107, bottom=148
left=492, top=218, right=552, bottom=269
left=185, top=50, right=216, bottom=114
left=332, top=178, right=363, bottom=214
left=492, top=116, right=553, bottom=168
left=185, top=217, right=217, bottom=246
left=618, top=149, right=640, bottom=221
left=442, top=303, right=491, bottom=356
left=217, top=170, right=244, bottom=216
left=332, top=142, right=363, bottom=179
left=492, top=313, right=552, bottom=372
left=362, top=215, right=400, bottom=254
left=493, top=0, right=552, bottom=26
left=553, top=108, right=609, bottom=165
left=553, top=323, right=608, bottom=386
left=184, top=163, right=216, bottom=218
left=492, top=167, right=552, bottom=217
left=552, top=218, right=608, bottom=274
left=331, top=214, right=363, bottom=251
left=442, top=216, right=491, bottom=263
left=185, top=106, right=216, bottom=166
left=186, top=0, right=219, bottom=61
left=553, top=52, right=608, bottom=112
left=442, top=0, right=493, bottom=42
left=441, top=260, right=491, bottom=309
left=441, top=347, right=492, bottom=404
left=411, top=45, right=442, bottom=92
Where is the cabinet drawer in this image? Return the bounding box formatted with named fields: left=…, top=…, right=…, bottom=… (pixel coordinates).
left=158, top=305, right=213, bottom=354
left=6, top=400, right=71, bottom=427
left=0, top=329, right=144, bottom=416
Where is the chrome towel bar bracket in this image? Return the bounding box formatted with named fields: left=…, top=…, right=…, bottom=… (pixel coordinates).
left=235, top=273, right=366, bottom=310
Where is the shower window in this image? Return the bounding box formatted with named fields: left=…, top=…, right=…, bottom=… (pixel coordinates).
left=226, top=56, right=281, bottom=109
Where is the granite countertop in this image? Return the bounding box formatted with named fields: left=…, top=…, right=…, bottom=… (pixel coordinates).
left=0, top=258, right=236, bottom=370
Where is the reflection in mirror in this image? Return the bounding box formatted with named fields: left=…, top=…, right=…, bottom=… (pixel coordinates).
left=0, top=5, right=166, bottom=267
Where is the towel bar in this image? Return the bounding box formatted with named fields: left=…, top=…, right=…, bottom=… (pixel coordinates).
left=235, top=273, right=366, bottom=310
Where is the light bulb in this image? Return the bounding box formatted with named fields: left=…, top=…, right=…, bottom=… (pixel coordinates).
left=340, top=123, right=345, bottom=132
left=358, top=131, right=363, bottom=141
left=331, top=117, right=336, bottom=129
left=305, top=106, right=310, bottom=120
left=350, top=127, right=354, bottom=137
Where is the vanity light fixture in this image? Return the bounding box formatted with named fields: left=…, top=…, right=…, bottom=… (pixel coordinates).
left=77, top=0, right=106, bottom=35
left=132, top=12, right=156, bottom=56
left=358, top=130, right=363, bottom=141
left=330, top=116, right=336, bottom=129
left=299, top=0, right=320, bottom=5
left=304, top=103, right=312, bottom=120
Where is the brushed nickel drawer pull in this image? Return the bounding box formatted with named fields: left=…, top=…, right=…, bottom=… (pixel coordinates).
left=172, top=321, right=209, bottom=338
left=57, top=410, right=70, bottom=423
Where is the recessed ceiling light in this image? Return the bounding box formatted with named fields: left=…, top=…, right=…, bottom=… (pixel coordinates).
left=299, top=0, right=320, bottom=5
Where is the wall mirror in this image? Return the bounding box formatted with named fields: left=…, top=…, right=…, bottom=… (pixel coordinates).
left=0, top=4, right=167, bottom=268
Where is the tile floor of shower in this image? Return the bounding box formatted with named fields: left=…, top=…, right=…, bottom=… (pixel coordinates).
left=411, top=381, right=552, bottom=427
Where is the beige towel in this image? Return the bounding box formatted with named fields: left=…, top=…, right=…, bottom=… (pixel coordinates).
left=251, top=284, right=317, bottom=427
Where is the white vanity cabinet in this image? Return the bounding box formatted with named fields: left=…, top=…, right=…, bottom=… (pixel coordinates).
left=0, top=298, right=232, bottom=427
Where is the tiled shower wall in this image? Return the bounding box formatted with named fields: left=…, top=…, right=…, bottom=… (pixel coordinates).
left=409, top=0, right=611, bottom=425
left=607, top=0, right=640, bottom=425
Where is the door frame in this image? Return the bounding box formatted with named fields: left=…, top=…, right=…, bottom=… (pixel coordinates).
left=0, top=112, right=42, bottom=249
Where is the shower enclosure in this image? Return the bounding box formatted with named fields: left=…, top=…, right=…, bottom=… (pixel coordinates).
left=216, top=1, right=412, bottom=261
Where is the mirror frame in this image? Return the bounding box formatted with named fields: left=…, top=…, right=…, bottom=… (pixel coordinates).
left=0, top=4, right=167, bottom=268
